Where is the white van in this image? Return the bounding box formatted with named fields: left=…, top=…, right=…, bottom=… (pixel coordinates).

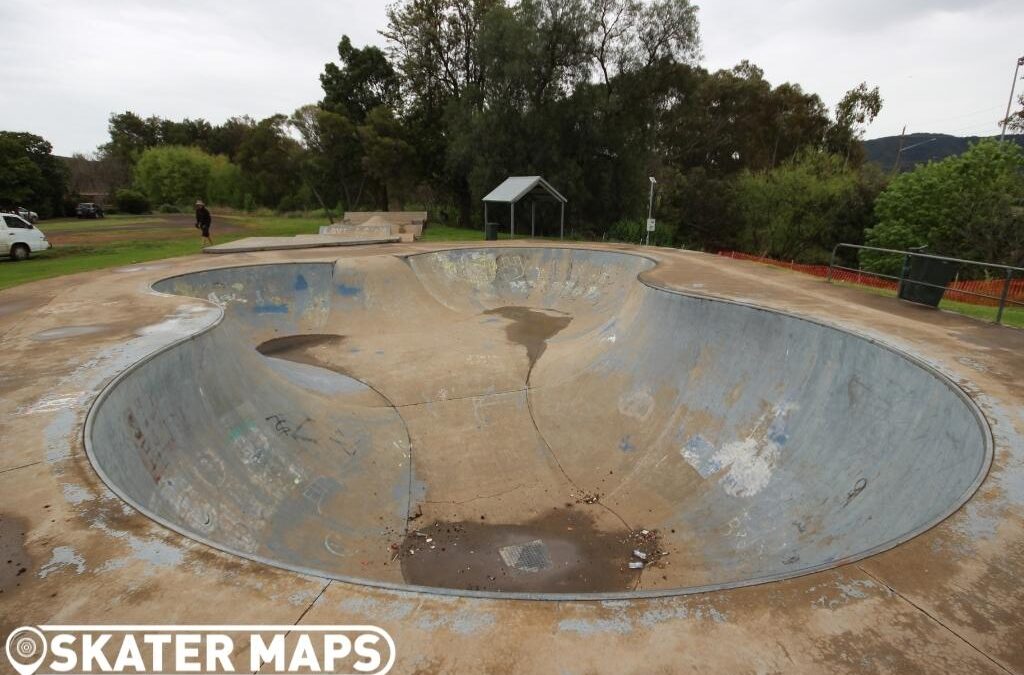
left=1, top=213, right=51, bottom=260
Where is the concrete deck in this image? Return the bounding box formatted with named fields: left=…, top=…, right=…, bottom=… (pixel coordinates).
left=1, top=241, right=1022, bottom=673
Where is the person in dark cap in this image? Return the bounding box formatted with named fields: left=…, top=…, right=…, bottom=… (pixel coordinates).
left=194, top=200, right=212, bottom=247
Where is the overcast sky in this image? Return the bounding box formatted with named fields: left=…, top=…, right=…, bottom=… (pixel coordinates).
left=1, top=0, right=1021, bottom=156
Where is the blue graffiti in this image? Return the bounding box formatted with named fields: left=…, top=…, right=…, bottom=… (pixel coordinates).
left=767, top=407, right=791, bottom=445
left=294, top=274, right=309, bottom=291
left=619, top=435, right=637, bottom=453
left=336, top=283, right=362, bottom=297
left=683, top=435, right=722, bottom=478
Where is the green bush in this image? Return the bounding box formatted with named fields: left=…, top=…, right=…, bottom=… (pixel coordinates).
left=114, top=188, right=150, bottom=214
left=134, top=145, right=245, bottom=209
left=864, top=139, right=1024, bottom=273
left=275, top=193, right=305, bottom=213
left=734, top=151, right=881, bottom=263
left=207, top=155, right=245, bottom=208
left=157, top=203, right=182, bottom=214
left=606, top=219, right=676, bottom=247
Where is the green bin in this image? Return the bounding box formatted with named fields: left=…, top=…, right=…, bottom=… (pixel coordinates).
left=899, top=257, right=956, bottom=307
left=484, top=222, right=498, bottom=241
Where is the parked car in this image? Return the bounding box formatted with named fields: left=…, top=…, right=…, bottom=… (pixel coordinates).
left=1, top=214, right=50, bottom=260
left=15, top=207, right=38, bottom=223
left=76, top=202, right=104, bottom=219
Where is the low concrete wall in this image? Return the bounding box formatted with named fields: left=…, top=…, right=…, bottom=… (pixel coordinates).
left=342, top=211, right=426, bottom=238
left=318, top=223, right=394, bottom=238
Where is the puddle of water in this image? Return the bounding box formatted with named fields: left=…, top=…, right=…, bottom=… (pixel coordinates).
left=398, top=508, right=663, bottom=594
left=113, top=263, right=170, bottom=273
left=482, top=306, right=571, bottom=375
left=31, top=325, right=111, bottom=342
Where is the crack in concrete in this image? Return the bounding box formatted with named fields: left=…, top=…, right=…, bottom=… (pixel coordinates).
left=855, top=565, right=1014, bottom=674
left=424, top=483, right=526, bottom=506
left=523, top=371, right=633, bottom=533
left=0, top=460, right=42, bottom=476
left=251, top=581, right=333, bottom=675
left=393, top=386, right=532, bottom=408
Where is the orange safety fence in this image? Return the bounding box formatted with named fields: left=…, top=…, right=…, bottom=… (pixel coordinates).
left=717, top=251, right=1024, bottom=307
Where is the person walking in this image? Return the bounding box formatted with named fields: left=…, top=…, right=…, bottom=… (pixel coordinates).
left=194, top=200, right=213, bottom=247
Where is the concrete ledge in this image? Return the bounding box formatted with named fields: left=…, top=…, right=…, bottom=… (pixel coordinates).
left=202, top=234, right=400, bottom=254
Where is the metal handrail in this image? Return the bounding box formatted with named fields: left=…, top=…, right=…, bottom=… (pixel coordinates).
left=830, top=243, right=1024, bottom=272
left=827, top=243, right=1024, bottom=325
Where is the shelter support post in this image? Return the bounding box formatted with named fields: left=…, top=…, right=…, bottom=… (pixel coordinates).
left=560, top=202, right=564, bottom=240
left=531, top=201, right=536, bottom=238
left=511, top=203, right=515, bottom=238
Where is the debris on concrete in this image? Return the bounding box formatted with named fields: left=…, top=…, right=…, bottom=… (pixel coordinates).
left=572, top=489, right=602, bottom=505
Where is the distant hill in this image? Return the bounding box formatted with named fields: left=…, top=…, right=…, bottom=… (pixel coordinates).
left=863, top=133, right=1024, bottom=172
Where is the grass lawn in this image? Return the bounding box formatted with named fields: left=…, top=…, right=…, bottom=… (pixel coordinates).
left=0, top=215, right=501, bottom=291
left=938, top=297, right=1024, bottom=327
left=0, top=239, right=204, bottom=290
left=419, top=224, right=525, bottom=242
left=6, top=216, right=1020, bottom=331
left=833, top=280, right=1024, bottom=329
left=35, top=214, right=165, bottom=232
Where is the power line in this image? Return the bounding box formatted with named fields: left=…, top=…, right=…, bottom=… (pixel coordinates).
left=910, top=104, right=1003, bottom=127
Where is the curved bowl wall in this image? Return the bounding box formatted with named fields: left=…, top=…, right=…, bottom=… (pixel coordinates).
left=85, top=248, right=991, bottom=599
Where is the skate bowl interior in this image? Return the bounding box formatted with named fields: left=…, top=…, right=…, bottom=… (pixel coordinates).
left=85, top=247, right=992, bottom=599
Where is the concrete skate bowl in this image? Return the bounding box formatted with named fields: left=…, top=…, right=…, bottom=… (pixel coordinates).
left=85, top=247, right=992, bottom=600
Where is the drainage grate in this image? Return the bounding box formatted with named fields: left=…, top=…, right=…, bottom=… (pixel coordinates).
left=499, top=540, right=552, bottom=573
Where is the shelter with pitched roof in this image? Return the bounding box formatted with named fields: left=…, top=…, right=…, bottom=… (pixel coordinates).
left=482, top=176, right=567, bottom=239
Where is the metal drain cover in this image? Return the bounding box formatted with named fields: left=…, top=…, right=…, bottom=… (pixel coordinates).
left=499, top=539, right=552, bottom=573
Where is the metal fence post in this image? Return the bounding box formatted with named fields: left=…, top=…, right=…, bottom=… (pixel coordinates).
left=897, top=254, right=911, bottom=297
left=826, top=245, right=839, bottom=283
left=995, top=269, right=1013, bottom=325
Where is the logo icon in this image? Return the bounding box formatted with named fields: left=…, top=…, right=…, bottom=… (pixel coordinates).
left=5, top=627, right=47, bottom=675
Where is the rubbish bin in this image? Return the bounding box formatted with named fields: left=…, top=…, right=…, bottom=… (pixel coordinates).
left=484, top=222, right=498, bottom=241
left=898, top=256, right=956, bottom=307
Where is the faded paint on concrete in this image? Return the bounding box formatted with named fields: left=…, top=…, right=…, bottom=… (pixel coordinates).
left=83, top=248, right=990, bottom=599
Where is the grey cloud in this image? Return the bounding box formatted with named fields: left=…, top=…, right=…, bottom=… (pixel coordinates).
left=0, top=0, right=1020, bottom=153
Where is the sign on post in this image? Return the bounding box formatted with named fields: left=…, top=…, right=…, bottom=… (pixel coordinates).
left=646, top=218, right=656, bottom=232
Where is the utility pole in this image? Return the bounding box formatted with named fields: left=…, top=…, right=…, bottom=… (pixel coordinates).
left=893, top=136, right=938, bottom=174
left=891, top=125, right=906, bottom=174
left=1000, top=55, right=1024, bottom=142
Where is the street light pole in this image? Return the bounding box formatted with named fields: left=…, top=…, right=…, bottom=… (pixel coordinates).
left=1000, top=56, right=1024, bottom=142
left=646, top=177, right=656, bottom=246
